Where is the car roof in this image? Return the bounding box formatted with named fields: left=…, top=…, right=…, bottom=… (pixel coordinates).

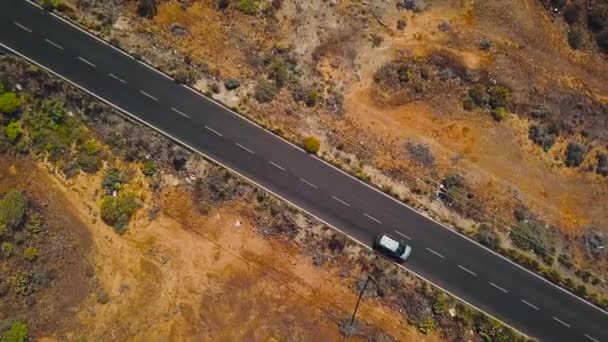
left=379, top=235, right=400, bottom=252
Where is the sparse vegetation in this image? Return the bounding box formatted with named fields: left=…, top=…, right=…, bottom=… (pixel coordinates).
left=141, top=159, right=158, bottom=176
left=136, top=0, right=157, bottom=18
left=568, top=28, right=585, bottom=49
left=237, top=0, right=262, bottom=15
left=23, top=246, right=38, bottom=261
left=565, top=142, right=587, bottom=167
left=254, top=80, right=277, bottom=103
left=0, top=189, right=27, bottom=234
left=488, top=86, right=512, bottom=109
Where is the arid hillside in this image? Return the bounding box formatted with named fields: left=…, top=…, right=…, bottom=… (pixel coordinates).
left=47, top=0, right=608, bottom=306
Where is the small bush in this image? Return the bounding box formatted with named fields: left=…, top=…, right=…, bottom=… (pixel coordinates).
left=596, top=31, right=608, bottom=52
left=564, top=142, right=586, bottom=167
left=102, top=168, right=125, bottom=194
left=141, top=160, right=158, bottom=176
left=476, top=224, right=500, bottom=250
left=237, top=0, right=261, bottom=15
left=597, top=153, right=608, bottom=176
left=468, top=84, right=489, bottom=107
left=40, top=0, right=61, bottom=10
left=1, top=242, right=15, bottom=258
left=4, top=121, right=22, bottom=143
left=23, top=246, right=38, bottom=261
left=302, top=136, right=320, bottom=154
left=462, top=97, right=475, bottom=111
left=0, top=189, right=27, bottom=232
left=305, top=89, right=320, bottom=107
left=25, top=212, right=43, bottom=235
left=269, top=57, right=289, bottom=88
left=137, top=0, right=157, bottom=18
left=488, top=86, right=511, bottom=109
left=2, top=321, right=28, bottom=342
left=0, top=92, right=22, bottom=114
left=491, top=107, right=508, bottom=121
left=216, top=0, right=229, bottom=10
left=567, top=28, right=584, bottom=49
left=587, top=6, right=608, bottom=33
left=254, top=80, right=277, bottom=103
left=528, top=125, right=556, bottom=151
left=563, top=4, right=582, bottom=24
left=100, top=192, right=139, bottom=233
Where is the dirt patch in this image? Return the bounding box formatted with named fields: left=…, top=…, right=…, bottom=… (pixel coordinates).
left=0, top=156, right=92, bottom=338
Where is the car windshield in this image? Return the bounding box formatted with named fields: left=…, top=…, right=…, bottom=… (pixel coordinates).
left=396, top=243, right=406, bottom=255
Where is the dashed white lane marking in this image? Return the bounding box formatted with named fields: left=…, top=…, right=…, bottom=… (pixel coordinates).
left=204, top=125, right=223, bottom=137
left=108, top=73, right=126, bottom=84
left=584, top=333, right=600, bottom=342
left=44, top=38, right=63, bottom=50
left=13, top=22, right=32, bottom=33
left=520, top=299, right=539, bottom=311
left=139, top=90, right=158, bottom=102
left=394, top=230, right=412, bottom=240
left=170, top=107, right=190, bottom=118
left=426, top=247, right=445, bottom=259
left=457, top=264, right=476, bottom=276
left=363, top=212, right=382, bottom=224
left=77, top=56, right=96, bottom=67
left=299, top=178, right=318, bottom=189
left=235, top=142, right=255, bottom=154
left=552, top=316, right=570, bottom=328
left=490, top=282, right=509, bottom=294
left=331, top=195, right=351, bottom=207
left=268, top=161, right=286, bottom=172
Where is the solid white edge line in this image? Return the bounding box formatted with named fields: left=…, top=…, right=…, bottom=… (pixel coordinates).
left=584, top=333, right=600, bottom=342
left=181, top=83, right=308, bottom=153
left=27, top=0, right=608, bottom=318
left=552, top=317, right=570, bottom=328
left=44, top=38, right=63, bottom=50
left=13, top=22, right=33, bottom=33
left=204, top=125, right=223, bottom=137
left=77, top=56, right=96, bottom=67
left=458, top=264, right=477, bottom=276
left=299, top=178, right=318, bottom=189
left=490, top=282, right=509, bottom=294
left=137, top=59, right=174, bottom=81
left=520, top=299, right=540, bottom=311
left=426, top=247, right=445, bottom=259
left=363, top=212, right=382, bottom=224
left=268, top=161, right=286, bottom=172
left=24, top=0, right=43, bottom=9
left=139, top=90, right=158, bottom=102
left=235, top=142, right=255, bottom=154
left=170, top=107, right=190, bottom=118
left=394, top=230, right=412, bottom=240
left=0, top=42, right=532, bottom=340
left=331, top=195, right=351, bottom=207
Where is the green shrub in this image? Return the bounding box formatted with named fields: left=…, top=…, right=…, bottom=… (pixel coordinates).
left=237, top=0, right=262, bottom=15
left=305, top=89, right=320, bottom=107
left=302, top=136, right=320, bottom=154
left=102, top=168, right=125, bottom=194
left=462, top=97, right=475, bottom=111
left=141, top=160, right=158, bottom=176
left=587, top=6, right=608, bottom=33
left=25, top=212, right=43, bottom=235
left=269, top=57, right=289, bottom=87
left=1, top=242, right=15, bottom=258
left=100, top=192, right=139, bottom=233
left=0, top=92, right=22, bottom=114
left=4, top=121, right=22, bottom=143
left=23, top=246, right=38, bottom=261
left=2, top=321, right=28, bottom=342
left=491, top=107, right=508, bottom=121
left=475, top=224, right=500, bottom=249
left=77, top=140, right=103, bottom=173
left=0, top=189, right=27, bottom=232
left=40, top=0, right=62, bottom=10
left=417, top=317, right=435, bottom=334
left=488, top=86, right=511, bottom=109
left=567, top=28, right=584, bottom=49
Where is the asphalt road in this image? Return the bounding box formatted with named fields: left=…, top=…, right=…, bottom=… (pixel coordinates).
left=1, top=1, right=607, bottom=340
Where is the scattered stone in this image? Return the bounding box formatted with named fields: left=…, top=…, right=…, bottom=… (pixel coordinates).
left=583, top=229, right=606, bottom=258
left=398, top=0, right=430, bottom=12
left=479, top=38, right=493, bottom=51
left=312, top=254, right=328, bottom=266
left=438, top=20, right=451, bottom=32
left=224, top=78, right=241, bottom=90
left=169, top=23, right=188, bottom=35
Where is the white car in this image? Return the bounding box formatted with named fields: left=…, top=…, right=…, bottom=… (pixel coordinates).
left=373, top=233, right=412, bottom=262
